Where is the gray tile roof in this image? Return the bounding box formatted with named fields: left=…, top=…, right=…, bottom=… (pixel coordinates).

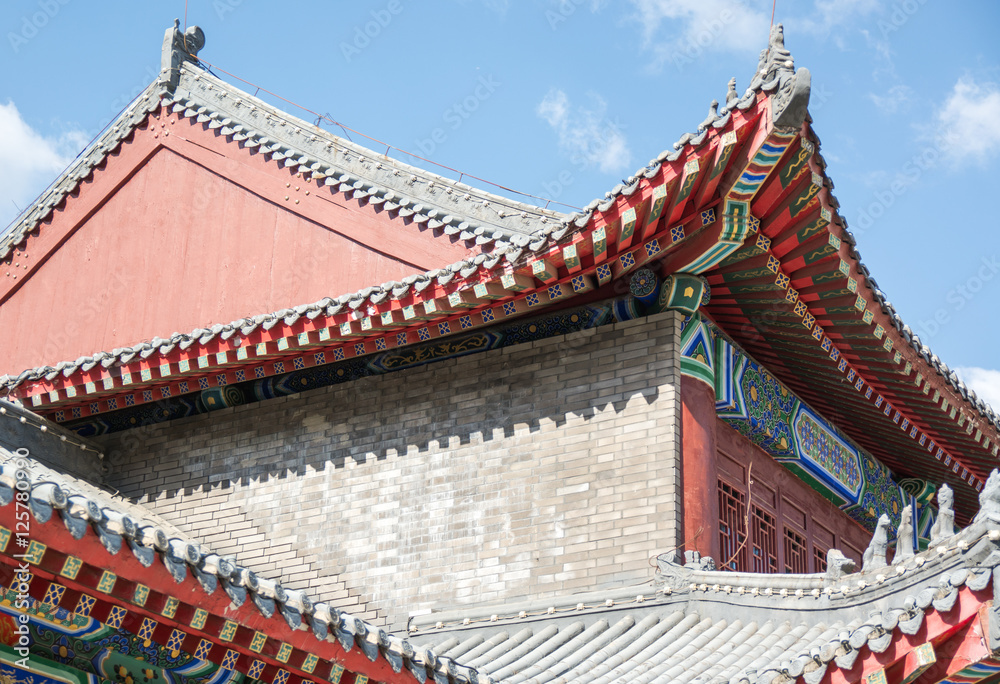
left=0, top=24, right=784, bottom=393
left=1, top=21, right=996, bottom=440
left=0, top=404, right=480, bottom=684
left=410, top=486, right=1000, bottom=684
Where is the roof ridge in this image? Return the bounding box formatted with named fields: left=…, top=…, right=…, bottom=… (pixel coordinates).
left=410, top=477, right=1000, bottom=684
left=0, top=443, right=479, bottom=684
left=0, top=77, right=168, bottom=261
left=171, top=61, right=568, bottom=234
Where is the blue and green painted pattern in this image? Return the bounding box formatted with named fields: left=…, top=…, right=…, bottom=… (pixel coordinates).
left=729, top=130, right=797, bottom=201
left=940, top=659, right=1000, bottom=684
left=0, top=588, right=238, bottom=684
left=678, top=200, right=755, bottom=274
left=683, top=314, right=932, bottom=535
left=657, top=275, right=708, bottom=318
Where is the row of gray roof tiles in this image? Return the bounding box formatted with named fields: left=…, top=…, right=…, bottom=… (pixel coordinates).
left=0, top=80, right=165, bottom=262
left=7, top=441, right=998, bottom=684
left=0, top=55, right=564, bottom=262
left=413, top=528, right=1000, bottom=684
left=422, top=608, right=934, bottom=684
left=0, top=450, right=479, bottom=684
left=166, top=100, right=548, bottom=245
left=1, top=38, right=996, bottom=436
left=173, top=60, right=565, bottom=235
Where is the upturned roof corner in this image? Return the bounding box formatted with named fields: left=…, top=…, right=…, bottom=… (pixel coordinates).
left=160, top=19, right=205, bottom=93
left=753, top=24, right=811, bottom=130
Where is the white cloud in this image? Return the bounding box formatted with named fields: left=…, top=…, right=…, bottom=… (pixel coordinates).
left=860, top=28, right=898, bottom=83
left=955, top=367, right=1000, bottom=414
left=934, top=77, right=1000, bottom=167
left=869, top=84, right=913, bottom=114
left=536, top=89, right=631, bottom=174
left=0, top=101, right=87, bottom=231
left=537, top=89, right=568, bottom=128
left=627, top=0, right=769, bottom=69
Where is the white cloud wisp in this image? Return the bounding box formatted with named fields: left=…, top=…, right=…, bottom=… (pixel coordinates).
left=0, top=101, right=88, bottom=231
left=537, top=89, right=631, bottom=174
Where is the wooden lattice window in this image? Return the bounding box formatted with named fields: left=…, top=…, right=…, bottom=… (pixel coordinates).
left=813, top=545, right=828, bottom=573
left=751, top=506, right=778, bottom=573
left=783, top=527, right=808, bottom=573
left=717, top=447, right=865, bottom=575
left=718, top=480, right=747, bottom=571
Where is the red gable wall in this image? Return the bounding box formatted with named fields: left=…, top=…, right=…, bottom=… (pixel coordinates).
left=0, top=108, right=477, bottom=377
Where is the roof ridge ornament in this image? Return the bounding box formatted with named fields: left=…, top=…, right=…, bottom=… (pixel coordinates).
left=929, top=484, right=955, bottom=546
left=975, top=470, right=1000, bottom=526
left=755, top=24, right=811, bottom=130
left=862, top=514, right=890, bottom=572
left=726, top=77, right=739, bottom=108
left=160, top=19, right=205, bottom=93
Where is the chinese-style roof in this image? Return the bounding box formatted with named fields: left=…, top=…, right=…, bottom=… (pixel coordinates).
left=0, top=404, right=478, bottom=684
left=410, top=489, right=1000, bottom=684
left=1, top=24, right=998, bottom=516
left=0, top=47, right=561, bottom=265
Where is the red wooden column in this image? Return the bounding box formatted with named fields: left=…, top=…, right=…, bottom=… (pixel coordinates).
left=681, top=374, right=720, bottom=561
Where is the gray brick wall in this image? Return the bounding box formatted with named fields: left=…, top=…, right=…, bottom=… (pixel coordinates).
left=98, top=310, right=682, bottom=630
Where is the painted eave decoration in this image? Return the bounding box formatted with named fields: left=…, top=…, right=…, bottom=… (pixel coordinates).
left=0, top=24, right=997, bottom=516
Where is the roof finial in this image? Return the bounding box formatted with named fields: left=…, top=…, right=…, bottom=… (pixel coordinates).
left=892, top=505, right=915, bottom=563
left=862, top=514, right=890, bottom=572
left=929, top=483, right=955, bottom=546
left=698, top=100, right=719, bottom=132
left=726, top=78, right=739, bottom=108
left=752, top=23, right=811, bottom=130
left=756, top=23, right=793, bottom=84
left=160, top=20, right=205, bottom=92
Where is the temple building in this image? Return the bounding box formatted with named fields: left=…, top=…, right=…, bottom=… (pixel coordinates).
left=1, top=21, right=1000, bottom=684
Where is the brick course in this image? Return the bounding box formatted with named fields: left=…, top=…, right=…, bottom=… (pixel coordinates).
left=98, top=310, right=682, bottom=629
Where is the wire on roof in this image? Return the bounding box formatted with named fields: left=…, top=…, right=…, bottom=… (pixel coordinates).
left=187, top=53, right=583, bottom=212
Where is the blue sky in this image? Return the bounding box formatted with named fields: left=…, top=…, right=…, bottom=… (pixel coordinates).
left=2, top=0, right=999, bottom=403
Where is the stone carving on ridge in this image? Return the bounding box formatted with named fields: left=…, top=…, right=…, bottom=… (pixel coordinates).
left=756, top=24, right=811, bottom=130
left=930, top=483, right=955, bottom=546
left=825, top=549, right=855, bottom=579
left=862, top=514, right=890, bottom=572
left=892, top=505, right=915, bottom=564
left=160, top=19, right=205, bottom=91
left=976, top=470, right=1000, bottom=525
left=685, top=549, right=717, bottom=571
left=726, top=77, right=739, bottom=108
left=698, top=100, right=720, bottom=132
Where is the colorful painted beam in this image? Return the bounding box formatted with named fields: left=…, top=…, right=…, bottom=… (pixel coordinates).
left=681, top=313, right=920, bottom=533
